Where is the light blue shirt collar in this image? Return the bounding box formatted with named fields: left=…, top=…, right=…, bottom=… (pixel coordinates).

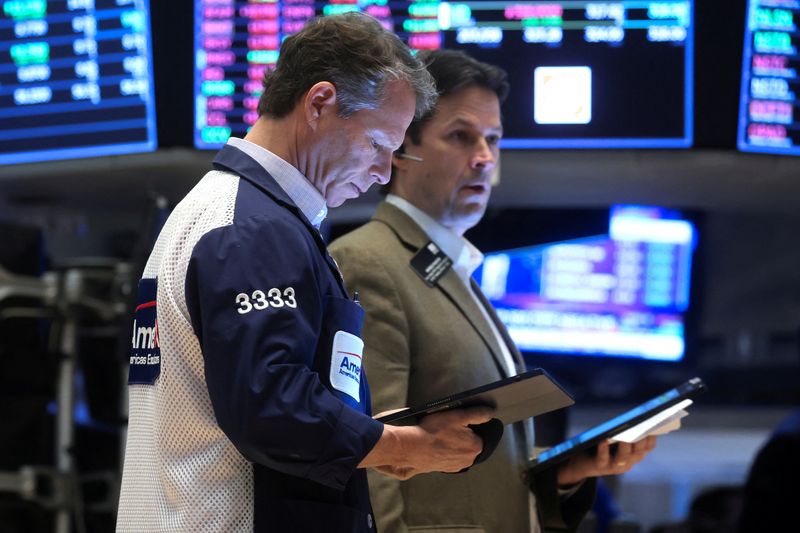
left=385, top=194, right=484, bottom=282
left=227, top=137, right=328, bottom=228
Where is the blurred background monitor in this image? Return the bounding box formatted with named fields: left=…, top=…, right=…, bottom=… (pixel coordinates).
left=473, top=205, right=697, bottom=362
left=737, top=0, right=800, bottom=154
left=0, top=0, right=158, bottom=165
left=194, top=0, right=694, bottom=149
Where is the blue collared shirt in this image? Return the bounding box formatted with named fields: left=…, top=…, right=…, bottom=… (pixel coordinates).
left=227, top=137, right=328, bottom=228
left=384, top=195, right=484, bottom=282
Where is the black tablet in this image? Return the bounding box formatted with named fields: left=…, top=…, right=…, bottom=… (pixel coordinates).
left=529, top=377, right=706, bottom=473
left=376, top=368, right=574, bottom=426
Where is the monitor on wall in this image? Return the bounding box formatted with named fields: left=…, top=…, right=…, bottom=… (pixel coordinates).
left=738, top=0, right=800, bottom=155
left=472, top=205, right=697, bottom=362
left=194, top=1, right=694, bottom=150
left=0, top=0, right=158, bottom=165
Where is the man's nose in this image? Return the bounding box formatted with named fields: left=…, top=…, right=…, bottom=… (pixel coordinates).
left=372, top=151, right=392, bottom=185
left=471, top=139, right=496, bottom=169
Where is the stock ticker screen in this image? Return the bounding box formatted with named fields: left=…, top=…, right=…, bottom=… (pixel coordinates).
left=0, top=0, right=157, bottom=165
left=738, top=0, right=800, bottom=155
left=473, top=206, right=696, bottom=361
left=194, top=1, right=694, bottom=150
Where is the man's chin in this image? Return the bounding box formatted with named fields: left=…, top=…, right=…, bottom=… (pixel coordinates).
left=326, top=190, right=358, bottom=209
left=448, top=204, right=488, bottom=233
left=460, top=199, right=489, bottom=216
left=327, top=197, right=346, bottom=208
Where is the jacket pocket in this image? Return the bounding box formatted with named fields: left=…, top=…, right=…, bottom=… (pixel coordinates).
left=260, top=497, right=374, bottom=532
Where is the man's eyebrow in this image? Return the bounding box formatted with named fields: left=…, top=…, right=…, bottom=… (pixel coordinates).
left=372, top=130, right=402, bottom=150
left=444, top=117, right=503, bottom=135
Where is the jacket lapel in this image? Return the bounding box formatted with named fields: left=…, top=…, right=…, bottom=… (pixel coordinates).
left=470, top=278, right=527, bottom=374
left=373, top=202, right=512, bottom=378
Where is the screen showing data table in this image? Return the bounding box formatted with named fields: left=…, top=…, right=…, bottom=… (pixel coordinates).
left=473, top=206, right=696, bottom=361
left=194, top=0, right=694, bottom=150
left=0, top=0, right=157, bottom=165
left=738, top=0, right=800, bottom=155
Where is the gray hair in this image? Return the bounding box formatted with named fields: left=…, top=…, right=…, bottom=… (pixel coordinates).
left=257, top=13, right=436, bottom=119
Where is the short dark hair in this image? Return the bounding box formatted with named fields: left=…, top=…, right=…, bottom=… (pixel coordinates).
left=257, top=13, right=436, bottom=119
left=382, top=50, right=509, bottom=194
left=403, top=49, right=509, bottom=146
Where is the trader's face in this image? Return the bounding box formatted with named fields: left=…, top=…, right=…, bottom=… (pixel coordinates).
left=394, top=86, right=502, bottom=235
left=312, top=80, right=417, bottom=208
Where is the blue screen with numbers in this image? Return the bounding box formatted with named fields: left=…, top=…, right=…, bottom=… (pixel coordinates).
left=473, top=206, right=696, bottom=361
left=0, top=0, right=157, bottom=165
left=194, top=0, right=693, bottom=149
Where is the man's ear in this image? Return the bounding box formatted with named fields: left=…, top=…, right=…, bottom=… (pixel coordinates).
left=391, top=135, right=414, bottom=171
left=303, top=81, right=337, bottom=131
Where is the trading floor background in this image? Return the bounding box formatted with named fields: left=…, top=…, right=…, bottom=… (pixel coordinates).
left=1, top=0, right=798, bottom=532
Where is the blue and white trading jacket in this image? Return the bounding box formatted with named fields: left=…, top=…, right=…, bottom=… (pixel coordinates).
left=117, top=142, right=383, bottom=532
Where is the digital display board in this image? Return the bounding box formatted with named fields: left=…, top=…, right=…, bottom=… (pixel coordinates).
left=194, top=1, right=693, bottom=150
left=473, top=206, right=696, bottom=361
left=738, top=0, right=800, bottom=155
left=0, top=0, right=157, bottom=165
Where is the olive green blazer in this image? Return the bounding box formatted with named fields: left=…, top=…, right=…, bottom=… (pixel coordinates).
left=330, top=202, right=594, bottom=533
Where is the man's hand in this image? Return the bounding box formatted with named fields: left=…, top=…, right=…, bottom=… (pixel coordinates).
left=555, top=436, right=657, bottom=487
left=359, top=406, right=493, bottom=480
